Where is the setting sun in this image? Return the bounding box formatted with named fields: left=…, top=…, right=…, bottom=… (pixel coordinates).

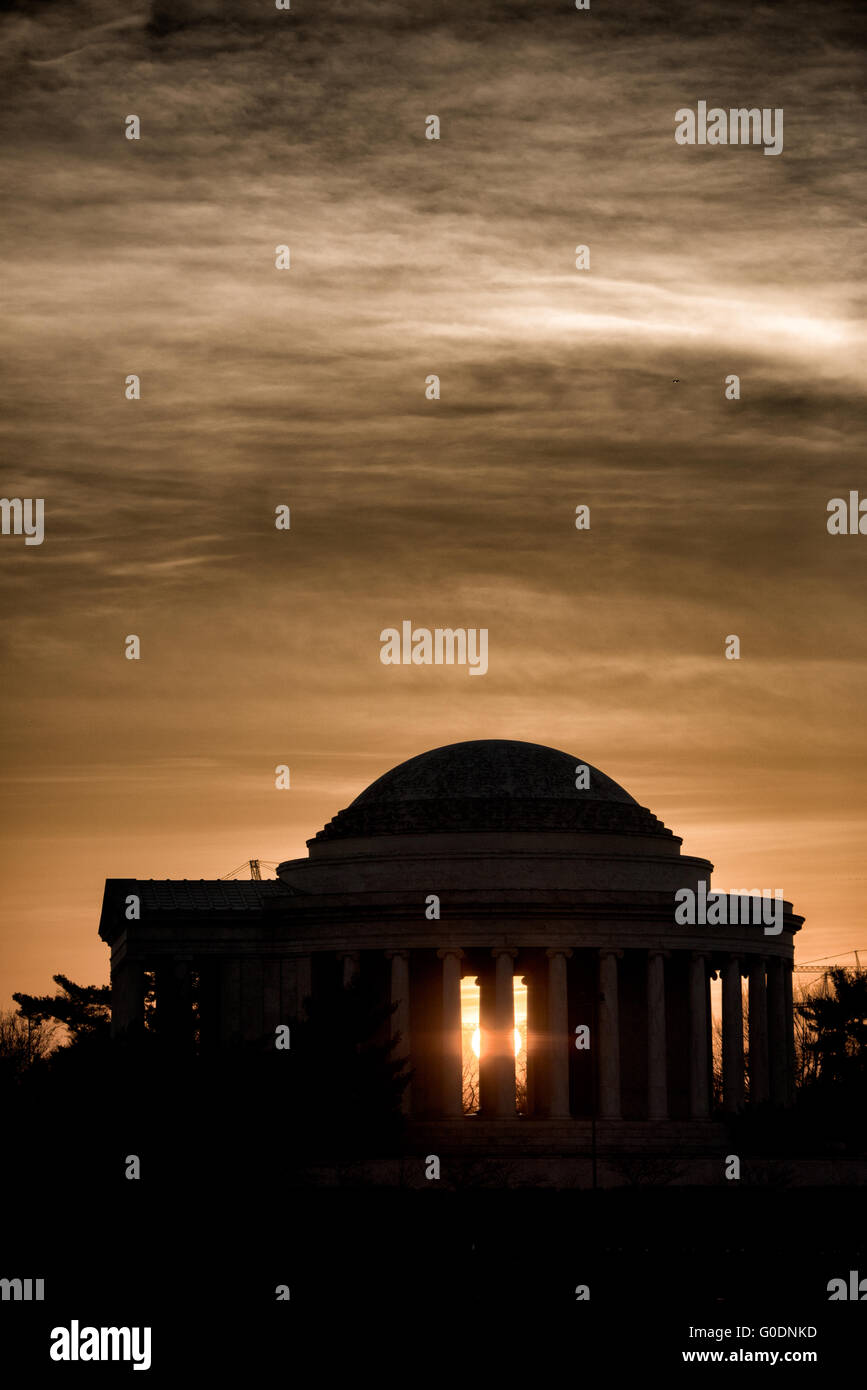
left=461, top=977, right=528, bottom=1113
left=470, top=1026, right=523, bottom=1058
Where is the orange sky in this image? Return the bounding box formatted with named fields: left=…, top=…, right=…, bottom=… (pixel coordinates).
left=1, top=0, right=865, bottom=1011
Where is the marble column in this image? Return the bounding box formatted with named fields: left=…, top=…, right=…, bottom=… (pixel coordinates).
left=688, top=952, right=710, bottom=1118
left=197, top=959, right=221, bottom=1051
left=157, top=957, right=193, bottom=1047
left=219, top=958, right=241, bottom=1043
left=546, top=948, right=572, bottom=1119
left=646, top=950, right=668, bottom=1119
left=438, top=948, right=465, bottom=1117
left=767, top=956, right=788, bottom=1107
left=748, top=958, right=769, bottom=1104
left=722, top=955, right=745, bottom=1113
left=240, top=957, right=264, bottom=1040
left=705, top=967, right=713, bottom=1100
left=111, top=957, right=144, bottom=1038
left=276, top=959, right=301, bottom=1034
left=598, top=949, right=622, bottom=1119
left=295, top=954, right=313, bottom=1020
left=783, top=959, right=796, bottom=1106
left=340, top=951, right=360, bottom=988
left=263, top=958, right=281, bottom=1037
left=525, top=959, right=548, bottom=1118
left=492, top=948, right=518, bottom=1118
left=386, top=949, right=411, bottom=1115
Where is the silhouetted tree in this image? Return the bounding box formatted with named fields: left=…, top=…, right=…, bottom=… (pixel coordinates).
left=0, top=1008, right=57, bottom=1080
left=462, top=1044, right=479, bottom=1114
left=12, top=974, right=111, bottom=1042
left=793, top=977, right=820, bottom=1088
left=286, top=971, right=411, bottom=1152
left=797, top=967, right=867, bottom=1088
left=712, top=995, right=751, bottom=1108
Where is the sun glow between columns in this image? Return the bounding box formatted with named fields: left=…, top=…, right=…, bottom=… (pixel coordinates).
left=460, top=976, right=527, bottom=1114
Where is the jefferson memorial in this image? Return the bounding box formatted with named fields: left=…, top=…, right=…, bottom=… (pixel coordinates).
left=100, top=740, right=802, bottom=1151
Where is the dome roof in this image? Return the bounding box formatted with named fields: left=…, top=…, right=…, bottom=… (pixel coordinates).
left=311, top=739, right=674, bottom=843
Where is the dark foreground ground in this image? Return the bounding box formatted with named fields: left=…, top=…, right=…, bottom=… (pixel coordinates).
left=2, top=1041, right=865, bottom=1373
left=3, top=1173, right=865, bottom=1376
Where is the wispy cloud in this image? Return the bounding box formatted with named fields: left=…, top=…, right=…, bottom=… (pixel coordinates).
left=0, top=0, right=865, bottom=1001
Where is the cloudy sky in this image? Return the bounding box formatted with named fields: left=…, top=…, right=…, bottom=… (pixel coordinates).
left=1, top=0, right=865, bottom=1005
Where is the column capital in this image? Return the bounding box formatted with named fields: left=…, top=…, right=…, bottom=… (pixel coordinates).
left=437, top=947, right=465, bottom=960
left=546, top=947, right=573, bottom=960
left=647, top=948, right=670, bottom=960
left=689, top=950, right=711, bottom=964
left=598, top=948, right=623, bottom=960
left=385, top=948, right=409, bottom=961
left=491, top=947, right=518, bottom=960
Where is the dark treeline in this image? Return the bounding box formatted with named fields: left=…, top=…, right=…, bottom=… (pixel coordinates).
left=2, top=967, right=866, bottom=1203
left=1, top=972, right=411, bottom=1203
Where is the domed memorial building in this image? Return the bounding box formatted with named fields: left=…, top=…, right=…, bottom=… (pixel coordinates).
left=100, top=740, right=802, bottom=1151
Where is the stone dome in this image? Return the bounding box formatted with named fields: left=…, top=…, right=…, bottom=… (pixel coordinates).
left=310, top=739, right=674, bottom=843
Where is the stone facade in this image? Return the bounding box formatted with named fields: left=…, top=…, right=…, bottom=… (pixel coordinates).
left=99, top=740, right=802, bottom=1135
